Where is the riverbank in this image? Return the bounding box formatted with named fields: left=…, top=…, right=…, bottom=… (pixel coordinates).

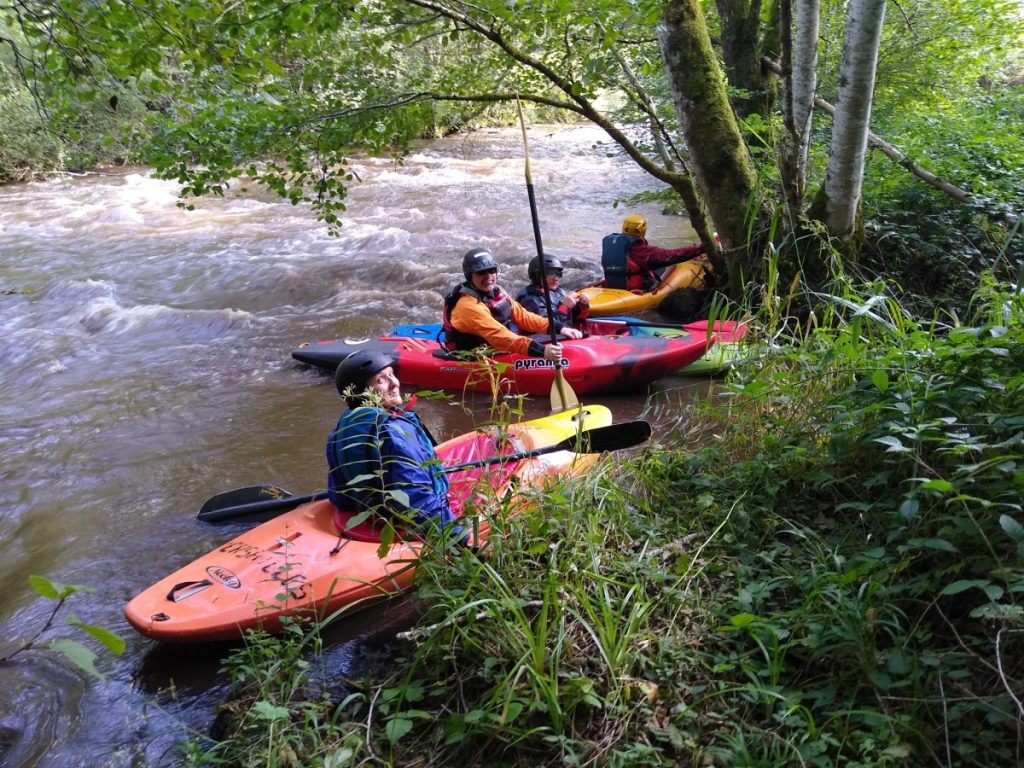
left=183, top=278, right=1024, bottom=767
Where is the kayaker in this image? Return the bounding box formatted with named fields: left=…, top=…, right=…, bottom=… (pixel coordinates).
left=515, top=253, right=591, bottom=330
left=326, top=349, right=464, bottom=542
left=442, top=247, right=583, bottom=358
left=601, top=213, right=706, bottom=291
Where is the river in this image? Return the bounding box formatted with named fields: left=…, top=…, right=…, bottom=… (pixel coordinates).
left=0, top=124, right=711, bottom=767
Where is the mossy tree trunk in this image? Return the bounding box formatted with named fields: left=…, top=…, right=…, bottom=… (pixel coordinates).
left=659, top=0, right=761, bottom=297
left=714, top=0, right=775, bottom=120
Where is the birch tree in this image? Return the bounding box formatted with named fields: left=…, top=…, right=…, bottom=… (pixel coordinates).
left=820, top=0, right=887, bottom=242
left=779, top=0, right=821, bottom=220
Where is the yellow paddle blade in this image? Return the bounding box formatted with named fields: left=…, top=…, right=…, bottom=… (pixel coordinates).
left=549, top=368, right=580, bottom=412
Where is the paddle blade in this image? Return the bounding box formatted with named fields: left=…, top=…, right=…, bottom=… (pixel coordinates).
left=572, top=420, right=652, bottom=454
left=549, top=368, right=580, bottom=412
left=197, top=485, right=324, bottom=524
left=198, top=485, right=292, bottom=517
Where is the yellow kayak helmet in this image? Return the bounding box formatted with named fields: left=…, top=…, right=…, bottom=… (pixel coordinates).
left=622, top=213, right=647, bottom=238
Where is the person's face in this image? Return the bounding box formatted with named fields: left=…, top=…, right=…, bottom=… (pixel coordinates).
left=471, top=267, right=498, bottom=293
left=544, top=268, right=563, bottom=290
left=366, top=366, right=402, bottom=409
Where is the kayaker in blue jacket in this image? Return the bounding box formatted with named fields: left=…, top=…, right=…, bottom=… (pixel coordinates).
left=326, top=349, right=463, bottom=541
left=516, top=253, right=591, bottom=330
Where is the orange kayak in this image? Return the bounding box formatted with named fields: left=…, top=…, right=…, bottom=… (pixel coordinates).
left=124, top=406, right=613, bottom=643
left=578, top=255, right=710, bottom=315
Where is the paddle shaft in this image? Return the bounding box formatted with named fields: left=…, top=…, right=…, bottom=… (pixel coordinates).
left=516, top=97, right=576, bottom=412
left=198, top=420, right=652, bottom=523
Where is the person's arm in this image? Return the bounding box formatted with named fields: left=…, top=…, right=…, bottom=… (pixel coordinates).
left=630, top=242, right=705, bottom=269
left=380, top=419, right=462, bottom=535
left=450, top=294, right=544, bottom=356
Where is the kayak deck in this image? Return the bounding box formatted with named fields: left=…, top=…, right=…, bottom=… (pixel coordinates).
left=578, top=256, right=710, bottom=316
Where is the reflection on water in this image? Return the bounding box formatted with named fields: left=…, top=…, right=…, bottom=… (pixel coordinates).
left=0, top=125, right=707, bottom=766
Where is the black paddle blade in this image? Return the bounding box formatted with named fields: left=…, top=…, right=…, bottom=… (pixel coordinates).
left=571, top=420, right=652, bottom=454
left=198, top=485, right=292, bottom=517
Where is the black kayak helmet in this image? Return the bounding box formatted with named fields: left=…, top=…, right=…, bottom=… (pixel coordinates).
left=462, top=247, right=498, bottom=281
left=528, top=253, right=563, bottom=284
left=335, top=349, right=397, bottom=404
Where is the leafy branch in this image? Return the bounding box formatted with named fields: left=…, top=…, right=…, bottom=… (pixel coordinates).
left=0, top=575, right=125, bottom=680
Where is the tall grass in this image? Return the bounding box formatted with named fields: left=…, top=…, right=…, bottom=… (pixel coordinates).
left=189, top=276, right=1023, bottom=766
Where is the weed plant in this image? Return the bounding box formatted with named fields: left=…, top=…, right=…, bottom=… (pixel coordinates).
left=356, top=277, right=1021, bottom=766
left=188, top=277, right=1023, bottom=766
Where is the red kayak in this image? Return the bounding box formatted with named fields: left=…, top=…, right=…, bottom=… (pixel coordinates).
left=292, top=332, right=713, bottom=396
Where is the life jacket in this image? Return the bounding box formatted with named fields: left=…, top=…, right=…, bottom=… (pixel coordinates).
left=601, top=233, right=641, bottom=290
left=441, top=283, right=514, bottom=351
left=516, top=284, right=571, bottom=325
left=325, top=405, right=448, bottom=515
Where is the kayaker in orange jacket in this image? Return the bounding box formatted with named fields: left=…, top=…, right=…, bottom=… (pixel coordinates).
left=442, top=248, right=583, bottom=360
left=601, top=213, right=706, bottom=291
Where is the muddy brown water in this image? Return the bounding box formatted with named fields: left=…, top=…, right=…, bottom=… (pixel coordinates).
left=0, top=124, right=714, bottom=766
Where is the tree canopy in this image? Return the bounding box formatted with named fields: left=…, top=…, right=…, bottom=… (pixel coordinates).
left=4, top=0, right=1023, bottom=303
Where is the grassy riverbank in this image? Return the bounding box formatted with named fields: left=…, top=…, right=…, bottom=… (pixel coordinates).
left=184, top=276, right=1023, bottom=767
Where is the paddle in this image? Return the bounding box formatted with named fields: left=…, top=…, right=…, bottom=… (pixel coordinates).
left=197, top=419, right=652, bottom=524
left=620, top=318, right=748, bottom=341
left=515, top=97, right=579, bottom=413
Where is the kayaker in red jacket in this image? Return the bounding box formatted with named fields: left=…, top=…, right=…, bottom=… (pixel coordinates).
left=442, top=247, right=583, bottom=359
left=601, top=213, right=706, bottom=291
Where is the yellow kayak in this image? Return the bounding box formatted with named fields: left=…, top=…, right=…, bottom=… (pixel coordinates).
left=579, top=255, right=710, bottom=316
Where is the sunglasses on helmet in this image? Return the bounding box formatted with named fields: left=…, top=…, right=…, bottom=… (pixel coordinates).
left=475, top=267, right=498, bottom=275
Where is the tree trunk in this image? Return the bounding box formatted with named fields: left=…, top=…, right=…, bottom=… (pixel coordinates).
left=821, top=0, right=886, bottom=242
left=659, top=0, right=760, bottom=296
left=715, top=0, right=773, bottom=119
left=779, top=0, right=819, bottom=218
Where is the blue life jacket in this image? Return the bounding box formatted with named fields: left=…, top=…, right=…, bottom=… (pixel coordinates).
left=601, top=233, right=640, bottom=289
left=516, top=283, right=571, bottom=325
left=441, top=283, right=515, bottom=351
left=326, top=405, right=455, bottom=530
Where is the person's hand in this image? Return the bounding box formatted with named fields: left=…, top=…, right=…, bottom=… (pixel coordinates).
left=561, top=327, right=583, bottom=340
left=543, top=343, right=564, bottom=361
left=561, top=292, right=577, bottom=309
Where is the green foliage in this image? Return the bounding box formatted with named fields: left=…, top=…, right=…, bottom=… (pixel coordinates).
left=192, top=276, right=1024, bottom=766
left=0, top=576, right=125, bottom=681
left=182, top=618, right=368, bottom=767
left=0, top=53, right=63, bottom=181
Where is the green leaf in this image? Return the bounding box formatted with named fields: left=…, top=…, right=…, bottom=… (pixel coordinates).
left=29, top=575, right=91, bottom=600
left=386, top=716, right=413, bottom=743
left=251, top=700, right=292, bottom=721
left=906, top=537, right=958, bottom=553
left=67, top=617, right=126, bottom=656
left=999, top=514, right=1024, bottom=541
left=46, top=639, right=103, bottom=680
left=871, top=368, right=889, bottom=392
left=29, top=575, right=61, bottom=599
left=875, top=436, right=909, bottom=453
left=940, top=579, right=990, bottom=596
left=898, top=498, right=920, bottom=519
